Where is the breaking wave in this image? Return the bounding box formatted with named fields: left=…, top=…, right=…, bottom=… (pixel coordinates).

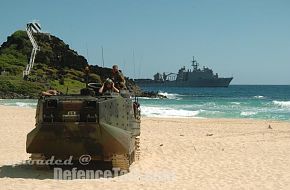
left=141, top=106, right=201, bottom=118
left=240, top=111, right=257, bottom=116
left=273, top=101, right=290, bottom=108
left=230, top=102, right=241, bottom=105
left=158, top=92, right=182, bottom=100
left=14, top=102, right=37, bottom=108
left=253, top=95, right=265, bottom=99
left=138, top=97, right=159, bottom=100
left=0, top=99, right=37, bottom=108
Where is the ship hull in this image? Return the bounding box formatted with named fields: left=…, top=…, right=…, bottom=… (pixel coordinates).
left=135, top=77, right=233, bottom=87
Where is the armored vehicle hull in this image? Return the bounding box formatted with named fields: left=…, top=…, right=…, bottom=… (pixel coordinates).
left=26, top=93, right=141, bottom=171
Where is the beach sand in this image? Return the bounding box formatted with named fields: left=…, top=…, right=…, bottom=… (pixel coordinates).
left=0, top=105, right=290, bottom=190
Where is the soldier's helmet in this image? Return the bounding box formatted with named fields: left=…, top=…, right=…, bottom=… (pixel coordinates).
left=105, top=78, right=113, bottom=85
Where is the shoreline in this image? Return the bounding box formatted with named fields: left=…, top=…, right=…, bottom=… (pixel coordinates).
left=1, top=105, right=289, bottom=123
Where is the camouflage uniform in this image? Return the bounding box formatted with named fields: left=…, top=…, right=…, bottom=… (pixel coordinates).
left=102, top=86, right=113, bottom=94
left=112, top=71, right=126, bottom=89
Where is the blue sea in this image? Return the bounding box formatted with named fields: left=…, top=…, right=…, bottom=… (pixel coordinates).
left=139, top=85, right=290, bottom=121
left=0, top=85, right=289, bottom=121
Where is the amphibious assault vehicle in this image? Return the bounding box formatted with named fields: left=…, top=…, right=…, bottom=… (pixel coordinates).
left=26, top=83, right=141, bottom=171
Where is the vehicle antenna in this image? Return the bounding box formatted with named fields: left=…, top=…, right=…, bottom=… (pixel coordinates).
left=101, top=46, right=105, bottom=67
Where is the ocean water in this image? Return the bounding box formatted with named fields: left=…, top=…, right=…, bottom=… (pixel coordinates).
left=0, top=85, right=289, bottom=121
left=138, top=85, right=290, bottom=121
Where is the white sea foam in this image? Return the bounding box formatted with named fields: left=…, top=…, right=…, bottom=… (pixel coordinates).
left=0, top=100, right=37, bottom=108
left=240, top=111, right=257, bottom=116
left=15, top=102, right=37, bottom=108
left=158, top=92, right=182, bottom=100
left=273, top=101, right=290, bottom=108
left=230, top=102, right=241, bottom=105
left=138, top=97, right=159, bottom=100
left=253, top=95, right=265, bottom=99
left=141, top=106, right=201, bottom=118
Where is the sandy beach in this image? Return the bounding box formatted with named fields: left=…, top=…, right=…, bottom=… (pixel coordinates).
left=0, top=105, right=290, bottom=190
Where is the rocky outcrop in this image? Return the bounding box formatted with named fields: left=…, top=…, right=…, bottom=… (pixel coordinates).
left=0, top=30, right=142, bottom=98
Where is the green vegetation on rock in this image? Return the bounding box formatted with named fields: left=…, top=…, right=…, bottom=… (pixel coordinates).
left=0, top=30, right=141, bottom=98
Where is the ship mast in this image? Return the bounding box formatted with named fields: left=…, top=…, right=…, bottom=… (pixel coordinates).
left=191, top=56, right=199, bottom=70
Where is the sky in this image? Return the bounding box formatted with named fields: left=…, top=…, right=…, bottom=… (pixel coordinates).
left=0, top=0, right=290, bottom=84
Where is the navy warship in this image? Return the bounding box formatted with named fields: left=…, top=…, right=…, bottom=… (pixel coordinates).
left=134, top=56, right=233, bottom=87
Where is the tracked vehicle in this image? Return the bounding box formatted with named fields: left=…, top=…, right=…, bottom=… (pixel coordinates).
left=26, top=84, right=141, bottom=171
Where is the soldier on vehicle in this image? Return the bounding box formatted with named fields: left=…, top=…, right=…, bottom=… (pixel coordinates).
left=99, top=78, right=119, bottom=94
left=41, top=87, right=60, bottom=96
left=112, top=65, right=126, bottom=90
